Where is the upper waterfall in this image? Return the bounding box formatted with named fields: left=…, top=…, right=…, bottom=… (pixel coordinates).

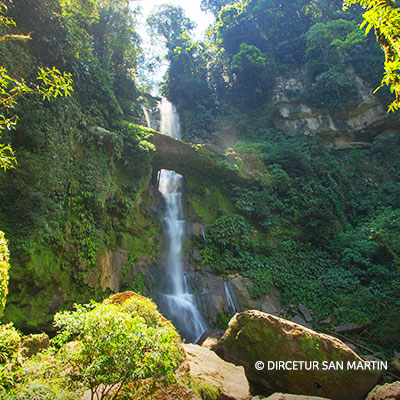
left=158, top=97, right=181, bottom=139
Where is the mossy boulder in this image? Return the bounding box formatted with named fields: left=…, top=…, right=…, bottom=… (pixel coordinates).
left=215, top=310, right=381, bottom=400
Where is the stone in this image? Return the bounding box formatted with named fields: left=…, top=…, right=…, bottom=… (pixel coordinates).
left=343, top=342, right=359, bottom=353
left=192, top=247, right=202, bottom=262
left=216, top=310, right=381, bottom=400
left=99, top=249, right=128, bottom=292
left=389, top=353, right=400, bottom=376
left=320, top=318, right=332, bottom=326
left=178, top=343, right=250, bottom=400
left=265, top=394, right=332, bottom=400
left=298, top=304, right=313, bottom=322
left=333, top=323, right=365, bottom=335
left=365, top=381, right=400, bottom=400
left=230, top=275, right=281, bottom=316
left=290, top=315, right=312, bottom=329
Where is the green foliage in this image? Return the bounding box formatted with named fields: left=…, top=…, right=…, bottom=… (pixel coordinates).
left=306, top=66, right=360, bottom=110
left=0, top=232, right=9, bottom=317
left=53, top=300, right=183, bottom=400
left=147, top=5, right=195, bottom=46
left=0, top=323, right=21, bottom=364
left=216, top=312, right=231, bottom=330
left=0, top=1, right=74, bottom=170
left=306, top=19, right=366, bottom=66
left=344, top=0, right=400, bottom=111
left=1, top=348, right=82, bottom=400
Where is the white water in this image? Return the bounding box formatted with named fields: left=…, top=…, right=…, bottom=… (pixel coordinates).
left=141, top=105, right=152, bottom=128
left=158, top=169, right=206, bottom=342
left=156, top=99, right=205, bottom=342
left=224, top=281, right=239, bottom=315
left=158, top=97, right=181, bottom=139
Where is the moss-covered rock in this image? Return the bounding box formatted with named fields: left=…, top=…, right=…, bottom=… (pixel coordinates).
left=215, top=310, right=381, bottom=400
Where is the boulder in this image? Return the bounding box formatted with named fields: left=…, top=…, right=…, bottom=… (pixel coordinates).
left=290, top=315, right=312, bottom=329
left=332, top=323, right=365, bottom=335
left=366, top=381, right=400, bottom=400
left=230, top=275, right=281, bottom=315
left=178, top=343, right=250, bottom=400
left=264, top=394, right=331, bottom=400
left=215, top=310, right=381, bottom=400
left=390, top=353, right=400, bottom=377
left=298, top=304, right=313, bottom=323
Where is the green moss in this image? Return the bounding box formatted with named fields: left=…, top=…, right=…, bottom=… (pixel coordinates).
left=186, top=176, right=236, bottom=224
left=186, top=375, right=221, bottom=400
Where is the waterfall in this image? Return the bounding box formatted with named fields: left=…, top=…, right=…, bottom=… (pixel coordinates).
left=158, top=97, right=181, bottom=139
left=141, top=105, right=152, bottom=128
left=157, top=169, right=206, bottom=342
left=200, top=224, right=206, bottom=242
left=224, top=281, right=239, bottom=315
left=156, top=98, right=205, bottom=342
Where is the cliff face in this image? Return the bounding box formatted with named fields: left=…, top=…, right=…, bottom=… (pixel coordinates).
left=273, top=70, right=399, bottom=148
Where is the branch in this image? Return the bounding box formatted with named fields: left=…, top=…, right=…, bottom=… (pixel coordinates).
left=0, top=33, right=31, bottom=43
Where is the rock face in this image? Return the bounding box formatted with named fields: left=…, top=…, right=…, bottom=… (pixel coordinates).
left=215, top=310, right=381, bottom=400
left=83, top=249, right=128, bottom=292
left=366, top=381, right=400, bottom=400
left=274, top=72, right=399, bottom=147
left=230, top=275, right=282, bottom=315
left=179, top=343, right=250, bottom=400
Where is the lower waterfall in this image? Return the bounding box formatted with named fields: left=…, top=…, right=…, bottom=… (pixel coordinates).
left=156, top=169, right=206, bottom=342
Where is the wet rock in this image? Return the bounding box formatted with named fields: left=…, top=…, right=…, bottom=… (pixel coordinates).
left=216, top=310, right=381, bottom=400
left=298, top=304, right=313, bottom=322
left=191, top=247, right=202, bottom=262
left=229, top=275, right=281, bottom=315
left=320, top=318, right=332, bottom=326
left=178, top=343, right=250, bottom=400
left=366, top=381, right=400, bottom=400
left=333, top=323, right=365, bottom=335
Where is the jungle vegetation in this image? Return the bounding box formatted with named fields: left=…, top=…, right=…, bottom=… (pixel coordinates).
left=0, top=0, right=399, bottom=395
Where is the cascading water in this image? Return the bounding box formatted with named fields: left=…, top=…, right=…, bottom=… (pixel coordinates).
left=224, top=281, right=239, bottom=315
left=157, top=169, right=206, bottom=342
left=158, top=97, right=181, bottom=139
left=141, top=104, right=152, bottom=129
left=156, top=98, right=206, bottom=342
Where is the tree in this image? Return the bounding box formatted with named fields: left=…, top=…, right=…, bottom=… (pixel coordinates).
left=54, top=299, right=183, bottom=400
left=200, top=0, right=237, bottom=17
left=0, top=0, right=73, bottom=171
left=147, top=4, right=195, bottom=49
left=343, top=0, right=400, bottom=111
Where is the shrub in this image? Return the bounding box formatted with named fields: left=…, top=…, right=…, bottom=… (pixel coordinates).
left=53, top=299, right=184, bottom=400
left=0, top=323, right=21, bottom=364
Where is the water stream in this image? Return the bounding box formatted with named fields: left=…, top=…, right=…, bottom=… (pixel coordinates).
left=224, top=280, right=240, bottom=315
left=159, top=97, right=181, bottom=139
left=155, top=98, right=206, bottom=342
left=141, top=104, right=152, bottom=129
